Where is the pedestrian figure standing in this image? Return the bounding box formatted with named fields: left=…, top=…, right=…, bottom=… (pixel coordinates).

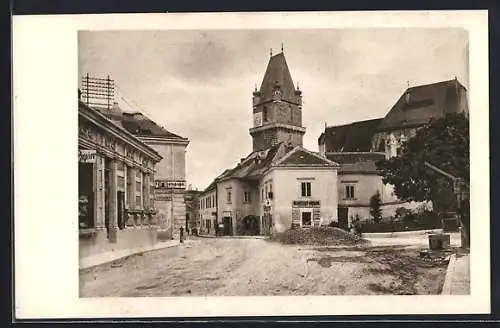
left=180, top=227, right=184, bottom=243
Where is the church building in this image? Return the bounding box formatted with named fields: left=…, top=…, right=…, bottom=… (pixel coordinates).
left=318, top=78, right=469, bottom=224
left=199, top=50, right=340, bottom=236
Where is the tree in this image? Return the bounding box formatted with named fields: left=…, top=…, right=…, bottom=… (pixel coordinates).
left=369, top=190, right=383, bottom=223
left=376, top=113, right=470, bottom=243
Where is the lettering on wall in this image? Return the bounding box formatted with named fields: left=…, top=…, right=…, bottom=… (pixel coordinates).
left=155, top=180, right=186, bottom=190
left=292, top=200, right=320, bottom=208
left=78, top=149, right=96, bottom=163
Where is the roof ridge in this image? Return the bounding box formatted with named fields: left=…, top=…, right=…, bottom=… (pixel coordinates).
left=325, top=117, right=384, bottom=130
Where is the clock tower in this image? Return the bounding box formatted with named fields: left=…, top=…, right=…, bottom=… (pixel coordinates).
left=249, top=51, right=305, bottom=151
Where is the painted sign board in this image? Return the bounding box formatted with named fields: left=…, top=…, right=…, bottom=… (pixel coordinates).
left=292, top=200, right=320, bottom=208
left=78, top=149, right=96, bottom=163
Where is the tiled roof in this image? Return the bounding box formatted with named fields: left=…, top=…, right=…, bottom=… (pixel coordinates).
left=258, top=52, right=298, bottom=103
left=377, top=78, right=468, bottom=132
left=338, top=160, right=379, bottom=174
left=120, top=112, right=186, bottom=139
left=326, top=152, right=386, bottom=164
left=319, top=118, right=383, bottom=152
left=277, top=148, right=337, bottom=166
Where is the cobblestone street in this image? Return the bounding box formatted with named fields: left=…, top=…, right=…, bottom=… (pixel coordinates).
left=80, top=237, right=450, bottom=297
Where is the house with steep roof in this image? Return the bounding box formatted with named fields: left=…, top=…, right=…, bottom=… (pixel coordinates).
left=318, top=78, right=469, bottom=223
left=199, top=50, right=340, bottom=236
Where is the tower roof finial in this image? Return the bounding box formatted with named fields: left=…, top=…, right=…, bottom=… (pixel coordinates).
left=281, top=42, right=284, bottom=53
left=297, top=81, right=300, bottom=90
left=270, top=48, right=273, bottom=57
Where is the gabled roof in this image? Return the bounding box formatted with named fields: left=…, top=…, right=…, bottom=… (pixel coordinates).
left=319, top=118, right=383, bottom=152
left=273, top=146, right=340, bottom=167
left=377, top=78, right=468, bottom=132
left=259, top=52, right=297, bottom=102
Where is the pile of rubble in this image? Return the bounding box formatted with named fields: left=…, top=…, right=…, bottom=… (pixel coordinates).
left=271, top=226, right=369, bottom=246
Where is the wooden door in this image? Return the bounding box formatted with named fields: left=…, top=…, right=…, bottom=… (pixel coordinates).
left=337, top=206, right=349, bottom=230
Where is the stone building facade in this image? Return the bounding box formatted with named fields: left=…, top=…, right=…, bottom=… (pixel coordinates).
left=94, top=105, right=190, bottom=239
left=78, top=98, right=162, bottom=258
left=198, top=182, right=217, bottom=235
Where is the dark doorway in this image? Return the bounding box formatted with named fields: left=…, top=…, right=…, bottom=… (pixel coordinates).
left=337, top=206, right=349, bottom=230
left=301, top=212, right=312, bottom=227
left=78, top=162, right=94, bottom=229
left=241, top=215, right=260, bottom=235
left=117, top=191, right=125, bottom=229
left=222, top=217, right=233, bottom=236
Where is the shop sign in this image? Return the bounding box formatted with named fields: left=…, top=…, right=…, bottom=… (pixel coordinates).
left=155, top=179, right=186, bottom=189
left=79, top=149, right=96, bottom=163
left=292, top=200, right=320, bottom=208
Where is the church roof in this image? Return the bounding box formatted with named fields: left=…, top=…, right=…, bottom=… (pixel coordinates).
left=319, top=118, right=383, bottom=152
left=338, top=161, right=380, bottom=175
left=326, top=152, right=385, bottom=164
left=377, top=78, right=468, bottom=132
left=259, top=52, right=297, bottom=102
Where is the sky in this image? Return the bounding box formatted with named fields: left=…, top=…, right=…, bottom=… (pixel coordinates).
left=78, top=28, right=469, bottom=190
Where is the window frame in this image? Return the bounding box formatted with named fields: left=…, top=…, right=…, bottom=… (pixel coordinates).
left=344, top=184, right=356, bottom=200
left=301, top=182, right=311, bottom=197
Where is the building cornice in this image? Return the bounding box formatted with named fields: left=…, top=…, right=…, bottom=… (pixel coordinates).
left=78, top=138, right=156, bottom=174
left=254, top=98, right=301, bottom=107
left=249, top=123, right=306, bottom=135
left=79, top=103, right=162, bottom=162
left=338, top=171, right=380, bottom=175
left=137, top=135, right=190, bottom=146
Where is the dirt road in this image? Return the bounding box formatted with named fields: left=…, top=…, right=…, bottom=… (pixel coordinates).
left=80, top=238, right=448, bottom=297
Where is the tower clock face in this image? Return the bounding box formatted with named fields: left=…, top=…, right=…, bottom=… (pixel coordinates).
left=254, top=112, right=263, bottom=127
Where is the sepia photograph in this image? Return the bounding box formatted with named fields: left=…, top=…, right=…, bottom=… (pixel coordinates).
left=78, top=28, right=470, bottom=297
left=13, top=11, right=490, bottom=319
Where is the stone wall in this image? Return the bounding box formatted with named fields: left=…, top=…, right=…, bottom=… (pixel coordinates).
left=252, top=127, right=304, bottom=151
